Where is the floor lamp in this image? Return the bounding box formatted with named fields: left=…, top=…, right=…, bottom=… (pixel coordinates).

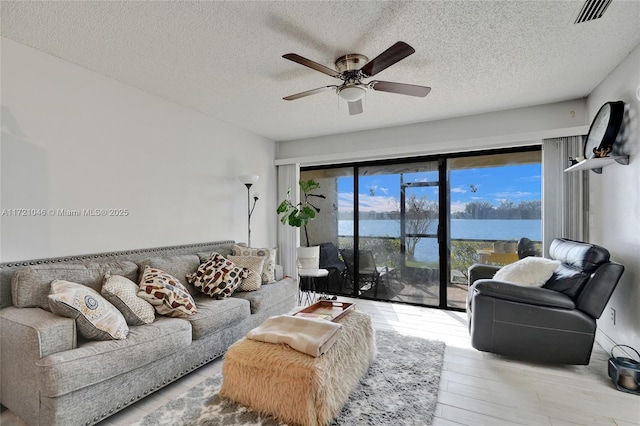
left=239, top=175, right=259, bottom=247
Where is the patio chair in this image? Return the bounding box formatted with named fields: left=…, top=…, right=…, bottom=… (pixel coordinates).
left=339, top=249, right=394, bottom=298
left=318, top=242, right=346, bottom=294
left=517, top=237, right=540, bottom=259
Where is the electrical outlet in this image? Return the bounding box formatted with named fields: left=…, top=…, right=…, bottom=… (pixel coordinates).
left=610, top=308, right=616, bottom=325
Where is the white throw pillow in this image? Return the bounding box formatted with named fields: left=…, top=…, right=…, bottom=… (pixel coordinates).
left=493, top=257, right=561, bottom=287
left=102, top=274, right=155, bottom=325
left=48, top=280, right=129, bottom=340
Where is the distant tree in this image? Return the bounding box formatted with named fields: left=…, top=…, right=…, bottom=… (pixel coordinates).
left=465, top=200, right=495, bottom=219
left=518, top=200, right=542, bottom=219
left=460, top=200, right=541, bottom=220
left=394, top=194, right=438, bottom=261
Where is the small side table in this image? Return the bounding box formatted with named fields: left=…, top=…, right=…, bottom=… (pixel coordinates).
left=298, top=268, right=328, bottom=306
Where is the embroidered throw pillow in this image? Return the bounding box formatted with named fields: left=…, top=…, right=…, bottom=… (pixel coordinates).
left=493, top=257, right=561, bottom=287
left=186, top=252, right=248, bottom=299
left=227, top=255, right=266, bottom=292
left=232, top=245, right=277, bottom=284
left=137, top=266, right=197, bottom=317
left=101, top=274, right=155, bottom=325
left=48, top=280, right=129, bottom=340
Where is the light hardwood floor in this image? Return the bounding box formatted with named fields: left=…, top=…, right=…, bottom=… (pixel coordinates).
left=2, top=298, right=638, bottom=425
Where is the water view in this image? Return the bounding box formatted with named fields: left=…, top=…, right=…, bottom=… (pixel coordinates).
left=339, top=219, right=541, bottom=262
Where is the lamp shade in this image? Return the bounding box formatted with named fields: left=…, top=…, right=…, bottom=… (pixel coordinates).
left=338, top=85, right=366, bottom=102
left=239, top=175, right=259, bottom=185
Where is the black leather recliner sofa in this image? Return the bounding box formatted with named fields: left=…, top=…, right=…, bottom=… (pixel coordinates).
left=467, top=238, right=624, bottom=364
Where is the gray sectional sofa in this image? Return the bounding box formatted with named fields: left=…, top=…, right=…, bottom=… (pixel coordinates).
left=0, top=240, right=298, bottom=426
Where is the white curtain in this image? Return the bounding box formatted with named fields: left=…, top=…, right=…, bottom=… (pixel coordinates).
left=542, top=136, right=589, bottom=256
left=277, top=164, right=300, bottom=277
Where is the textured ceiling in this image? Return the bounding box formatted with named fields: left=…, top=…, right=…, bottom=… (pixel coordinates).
left=2, top=1, right=640, bottom=142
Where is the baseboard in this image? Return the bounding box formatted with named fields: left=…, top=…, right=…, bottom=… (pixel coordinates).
left=595, top=328, right=638, bottom=358
left=596, top=328, right=617, bottom=354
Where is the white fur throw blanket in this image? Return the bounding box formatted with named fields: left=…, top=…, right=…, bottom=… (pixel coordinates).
left=246, top=315, right=342, bottom=357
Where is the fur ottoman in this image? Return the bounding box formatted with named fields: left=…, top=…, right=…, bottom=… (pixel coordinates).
left=220, top=310, right=375, bottom=426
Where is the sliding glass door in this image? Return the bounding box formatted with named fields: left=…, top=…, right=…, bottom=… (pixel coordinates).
left=300, top=146, right=541, bottom=310
left=356, top=162, right=441, bottom=304
left=447, top=150, right=542, bottom=308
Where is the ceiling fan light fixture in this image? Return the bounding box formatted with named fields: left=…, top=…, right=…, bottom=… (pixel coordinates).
left=338, top=84, right=366, bottom=102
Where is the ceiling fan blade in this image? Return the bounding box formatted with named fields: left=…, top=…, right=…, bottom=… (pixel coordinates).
left=283, top=86, right=337, bottom=101
left=369, top=80, right=431, bottom=97
left=359, top=41, right=415, bottom=77
left=283, top=53, right=341, bottom=78
left=348, top=99, right=363, bottom=115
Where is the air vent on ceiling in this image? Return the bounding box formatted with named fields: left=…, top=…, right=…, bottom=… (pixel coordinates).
left=574, top=0, right=613, bottom=24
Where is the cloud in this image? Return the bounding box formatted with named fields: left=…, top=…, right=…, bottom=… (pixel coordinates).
left=338, top=192, right=398, bottom=212
left=451, top=186, right=467, bottom=194
left=493, top=191, right=533, bottom=198
left=380, top=187, right=389, bottom=195
left=450, top=201, right=466, bottom=213
left=518, top=175, right=542, bottom=182
left=339, top=192, right=354, bottom=211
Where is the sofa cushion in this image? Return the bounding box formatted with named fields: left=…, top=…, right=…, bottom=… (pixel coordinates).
left=136, top=255, right=201, bottom=296
left=549, top=238, right=610, bottom=273
left=227, top=255, right=265, bottom=291
left=186, top=253, right=248, bottom=299
left=232, top=277, right=298, bottom=314
left=137, top=266, right=197, bottom=318
left=231, top=245, right=277, bottom=284
left=101, top=274, right=155, bottom=325
left=48, top=280, right=129, bottom=340
left=545, top=239, right=611, bottom=299
left=36, top=316, right=191, bottom=397
left=11, top=261, right=138, bottom=311
left=196, top=245, right=235, bottom=261
left=542, top=265, right=590, bottom=299
left=187, top=295, right=251, bottom=340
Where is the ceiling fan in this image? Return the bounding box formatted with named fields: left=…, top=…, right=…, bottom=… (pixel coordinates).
left=282, top=41, right=431, bottom=115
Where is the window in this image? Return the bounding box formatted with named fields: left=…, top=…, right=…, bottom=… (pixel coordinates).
left=300, top=146, right=542, bottom=310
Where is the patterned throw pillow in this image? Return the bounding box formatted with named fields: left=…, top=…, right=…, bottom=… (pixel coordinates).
left=101, top=274, right=155, bottom=325
left=137, top=266, right=197, bottom=317
left=186, top=252, right=248, bottom=299
left=232, top=245, right=277, bottom=284
left=227, top=255, right=266, bottom=292
left=48, top=280, right=129, bottom=340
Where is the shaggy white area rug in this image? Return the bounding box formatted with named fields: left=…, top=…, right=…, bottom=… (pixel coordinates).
left=133, top=329, right=445, bottom=426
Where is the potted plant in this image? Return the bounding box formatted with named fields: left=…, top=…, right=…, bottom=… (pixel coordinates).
left=276, top=179, right=326, bottom=247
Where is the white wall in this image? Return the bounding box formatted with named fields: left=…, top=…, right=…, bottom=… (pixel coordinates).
left=587, top=43, right=640, bottom=353
left=1, top=38, right=277, bottom=262
left=277, top=100, right=588, bottom=166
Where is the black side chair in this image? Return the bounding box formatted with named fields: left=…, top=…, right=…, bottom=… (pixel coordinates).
left=318, top=242, right=346, bottom=295
left=467, top=238, right=624, bottom=365
left=339, top=249, right=395, bottom=298
left=517, top=237, right=540, bottom=258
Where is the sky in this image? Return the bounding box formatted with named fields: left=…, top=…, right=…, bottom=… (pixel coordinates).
left=337, top=164, right=542, bottom=213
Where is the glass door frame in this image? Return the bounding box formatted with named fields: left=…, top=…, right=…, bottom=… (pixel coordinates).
left=301, top=144, right=542, bottom=312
